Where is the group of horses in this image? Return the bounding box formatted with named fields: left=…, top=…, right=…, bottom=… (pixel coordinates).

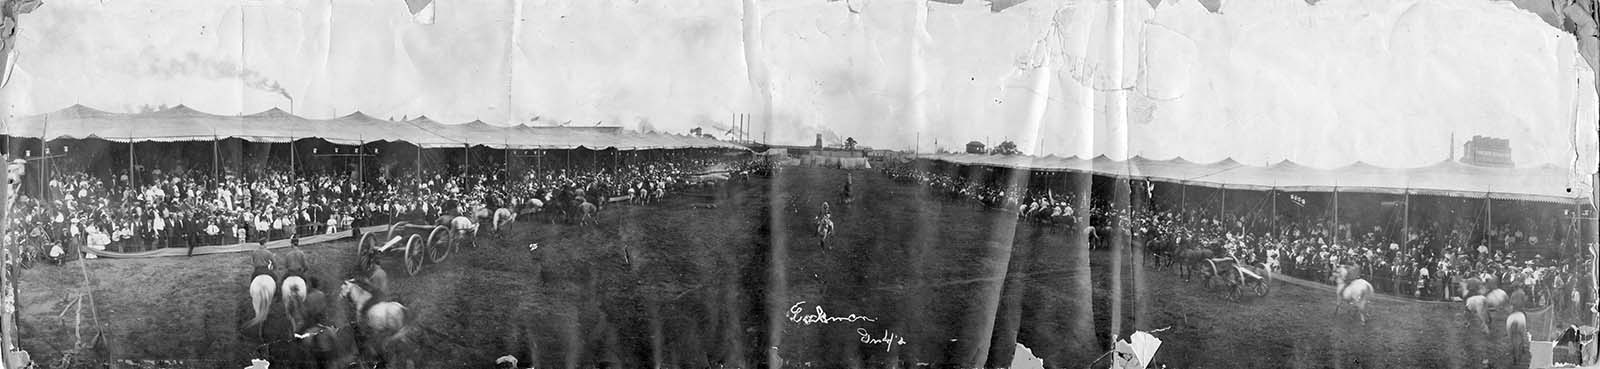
left=1457, top=275, right=1540, bottom=363
left=241, top=243, right=422, bottom=369
left=236, top=180, right=698, bottom=367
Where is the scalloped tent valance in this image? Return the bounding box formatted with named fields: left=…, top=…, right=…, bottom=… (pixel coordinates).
left=2, top=105, right=747, bottom=151
left=919, top=153, right=1592, bottom=205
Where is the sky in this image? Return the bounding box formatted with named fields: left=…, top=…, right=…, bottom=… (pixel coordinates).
left=2, top=0, right=1595, bottom=175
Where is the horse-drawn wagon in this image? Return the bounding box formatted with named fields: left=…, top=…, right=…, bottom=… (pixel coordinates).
left=357, top=217, right=477, bottom=276
left=1199, top=257, right=1269, bottom=300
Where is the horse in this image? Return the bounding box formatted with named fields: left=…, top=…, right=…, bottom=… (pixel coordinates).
left=282, top=274, right=309, bottom=332
left=1484, top=288, right=1510, bottom=313
left=491, top=207, right=516, bottom=239
left=449, top=215, right=479, bottom=246
left=243, top=273, right=278, bottom=338
left=1333, top=265, right=1375, bottom=325
left=1175, top=248, right=1214, bottom=282
left=339, top=279, right=420, bottom=368
left=815, top=214, right=834, bottom=248
left=1506, top=311, right=1529, bottom=365
left=1507, top=287, right=1528, bottom=312
left=358, top=253, right=390, bottom=295
left=1459, top=277, right=1487, bottom=301
left=295, top=288, right=360, bottom=369
left=1463, top=295, right=1490, bottom=335
left=578, top=200, right=598, bottom=227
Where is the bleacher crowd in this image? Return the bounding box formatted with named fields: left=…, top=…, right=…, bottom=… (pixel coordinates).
left=3, top=154, right=732, bottom=263
left=882, top=163, right=1594, bottom=316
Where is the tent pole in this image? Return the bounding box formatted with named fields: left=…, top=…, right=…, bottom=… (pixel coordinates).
left=213, top=133, right=220, bottom=186
left=1181, top=184, right=1187, bottom=212
left=358, top=138, right=365, bottom=189
left=127, top=137, right=135, bottom=189
left=1333, top=187, right=1339, bottom=246
left=1403, top=191, right=1410, bottom=253
left=40, top=141, right=47, bottom=200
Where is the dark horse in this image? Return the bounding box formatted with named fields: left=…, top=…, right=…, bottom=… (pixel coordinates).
left=1175, top=245, right=1215, bottom=282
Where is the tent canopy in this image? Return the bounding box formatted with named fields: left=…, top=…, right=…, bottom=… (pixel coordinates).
left=4, top=104, right=748, bottom=151
left=921, top=153, right=1591, bottom=205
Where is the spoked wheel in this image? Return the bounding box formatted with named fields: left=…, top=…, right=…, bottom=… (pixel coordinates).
left=427, top=226, right=451, bottom=263
left=358, top=232, right=382, bottom=259
left=1253, top=280, right=1270, bottom=297
left=1226, top=286, right=1240, bottom=301
left=404, top=234, right=425, bottom=276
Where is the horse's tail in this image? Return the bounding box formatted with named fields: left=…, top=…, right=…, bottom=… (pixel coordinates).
left=243, top=274, right=276, bottom=329
left=282, top=276, right=307, bottom=326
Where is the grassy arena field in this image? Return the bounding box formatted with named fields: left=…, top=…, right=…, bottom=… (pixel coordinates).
left=12, top=166, right=1524, bottom=369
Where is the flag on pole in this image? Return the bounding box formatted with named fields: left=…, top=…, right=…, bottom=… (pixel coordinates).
left=1289, top=194, right=1307, bottom=207
left=405, top=0, right=435, bottom=25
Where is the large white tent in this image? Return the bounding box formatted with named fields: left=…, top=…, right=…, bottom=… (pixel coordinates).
left=920, top=152, right=1590, bottom=204
left=3, top=104, right=747, bottom=151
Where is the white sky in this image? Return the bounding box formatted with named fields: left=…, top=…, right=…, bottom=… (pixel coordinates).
left=2, top=0, right=1595, bottom=172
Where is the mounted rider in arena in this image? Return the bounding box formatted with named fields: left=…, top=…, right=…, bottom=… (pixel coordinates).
left=249, top=240, right=275, bottom=277
left=280, top=237, right=310, bottom=281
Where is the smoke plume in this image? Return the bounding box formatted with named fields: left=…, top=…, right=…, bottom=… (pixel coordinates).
left=141, top=51, right=293, bottom=102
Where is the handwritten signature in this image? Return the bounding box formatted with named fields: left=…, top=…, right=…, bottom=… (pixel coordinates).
left=857, top=328, right=907, bottom=352
left=787, top=301, right=877, bottom=325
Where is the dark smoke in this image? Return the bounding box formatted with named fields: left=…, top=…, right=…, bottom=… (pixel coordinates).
left=141, top=52, right=293, bottom=102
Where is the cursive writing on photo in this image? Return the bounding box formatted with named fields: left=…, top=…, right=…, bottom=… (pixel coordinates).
left=787, top=301, right=877, bottom=325
left=857, top=328, right=907, bottom=352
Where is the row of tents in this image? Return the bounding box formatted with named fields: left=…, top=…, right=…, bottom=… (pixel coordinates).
left=915, top=153, right=1595, bottom=206
left=3, top=104, right=749, bottom=151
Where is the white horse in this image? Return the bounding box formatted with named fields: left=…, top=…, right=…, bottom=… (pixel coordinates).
left=491, top=207, right=515, bottom=237
left=340, top=279, right=419, bottom=368
left=1463, top=295, right=1490, bottom=335
left=1506, top=311, right=1529, bottom=364
left=1484, top=288, right=1509, bottom=313
left=242, top=274, right=277, bottom=338
left=1333, top=265, right=1375, bottom=325
left=281, top=275, right=308, bottom=332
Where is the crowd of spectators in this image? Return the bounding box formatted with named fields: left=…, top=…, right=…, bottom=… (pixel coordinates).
left=882, top=163, right=1595, bottom=317
left=3, top=152, right=734, bottom=264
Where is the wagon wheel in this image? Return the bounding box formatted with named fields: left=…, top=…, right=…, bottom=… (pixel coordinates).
left=1226, top=285, right=1240, bottom=301
left=404, top=234, right=426, bottom=276
left=1253, top=279, right=1270, bottom=297
left=358, top=232, right=382, bottom=259
left=427, top=226, right=451, bottom=263
left=388, top=222, right=407, bottom=241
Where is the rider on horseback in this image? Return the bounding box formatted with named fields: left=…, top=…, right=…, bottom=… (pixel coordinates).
left=281, top=238, right=310, bottom=279
left=249, top=240, right=275, bottom=277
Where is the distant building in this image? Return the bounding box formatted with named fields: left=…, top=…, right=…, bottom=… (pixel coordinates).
left=966, top=141, right=986, bottom=154
left=814, top=134, right=823, bottom=149
left=1461, top=136, right=1513, bottom=167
